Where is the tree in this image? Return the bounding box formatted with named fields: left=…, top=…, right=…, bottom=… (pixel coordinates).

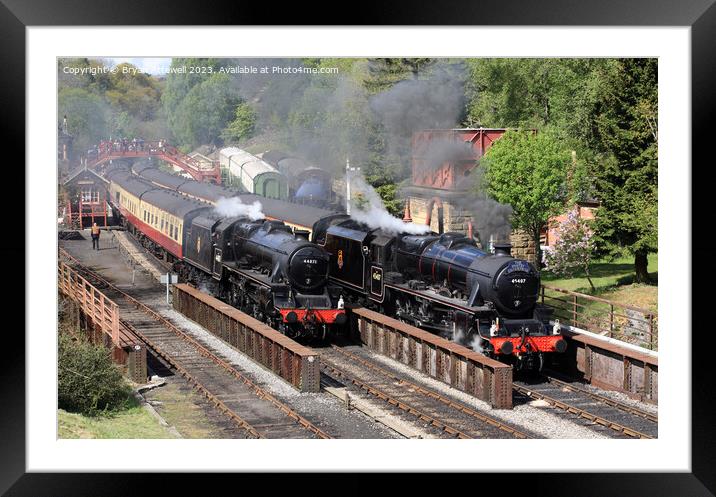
left=58, top=87, right=109, bottom=155
left=222, top=102, right=257, bottom=143
left=544, top=209, right=597, bottom=291
left=170, top=73, right=239, bottom=149
left=104, top=63, right=162, bottom=121
left=162, top=58, right=225, bottom=144
left=482, top=130, right=570, bottom=264
left=590, top=59, right=658, bottom=283
left=58, top=58, right=166, bottom=159
left=464, top=58, right=607, bottom=143
left=363, top=58, right=435, bottom=93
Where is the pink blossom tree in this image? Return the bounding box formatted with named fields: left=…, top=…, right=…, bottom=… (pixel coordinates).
left=544, top=209, right=596, bottom=292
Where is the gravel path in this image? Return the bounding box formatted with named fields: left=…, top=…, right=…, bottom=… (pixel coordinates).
left=360, top=347, right=610, bottom=439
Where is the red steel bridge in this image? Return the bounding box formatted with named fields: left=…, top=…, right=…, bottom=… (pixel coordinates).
left=87, top=140, right=221, bottom=184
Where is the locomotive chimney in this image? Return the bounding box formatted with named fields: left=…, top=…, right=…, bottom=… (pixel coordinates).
left=493, top=243, right=512, bottom=257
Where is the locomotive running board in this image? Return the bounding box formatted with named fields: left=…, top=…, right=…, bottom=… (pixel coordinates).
left=385, top=283, right=491, bottom=314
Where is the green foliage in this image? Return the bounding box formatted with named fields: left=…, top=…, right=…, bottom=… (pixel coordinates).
left=465, top=58, right=606, bottom=141
left=482, top=130, right=570, bottom=262
left=589, top=59, right=658, bottom=281
left=58, top=87, right=109, bottom=153
left=58, top=58, right=164, bottom=157
left=222, top=102, right=257, bottom=143
left=104, top=63, right=162, bottom=121
left=465, top=57, right=657, bottom=278
left=374, top=183, right=402, bottom=217
left=363, top=58, right=435, bottom=93
left=162, top=58, right=226, bottom=146
left=58, top=333, right=132, bottom=416
left=170, top=73, right=240, bottom=149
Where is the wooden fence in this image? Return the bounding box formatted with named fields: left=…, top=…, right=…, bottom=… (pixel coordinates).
left=58, top=261, right=120, bottom=346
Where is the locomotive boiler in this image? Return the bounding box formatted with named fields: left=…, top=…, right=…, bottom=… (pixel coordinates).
left=396, top=235, right=540, bottom=317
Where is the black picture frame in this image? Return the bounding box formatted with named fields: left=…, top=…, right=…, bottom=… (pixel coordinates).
left=5, top=1, right=713, bottom=494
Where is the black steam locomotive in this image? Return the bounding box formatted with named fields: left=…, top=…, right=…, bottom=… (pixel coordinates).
left=183, top=215, right=346, bottom=338
left=106, top=164, right=346, bottom=340
left=313, top=219, right=566, bottom=370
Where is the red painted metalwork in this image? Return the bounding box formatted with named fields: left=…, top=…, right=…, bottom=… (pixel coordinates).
left=411, top=128, right=507, bottom=190
left=88, top=140, right=221, bottom=184
left=64, top=184, right=109, bottom=228
left=277, top=308, right=345, bottom=324
left=491, top=335, right=566, bottom=355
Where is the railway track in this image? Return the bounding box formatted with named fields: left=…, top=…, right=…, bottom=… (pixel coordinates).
left=513, top=375, right=657, bottom=439
left=320, top=345, right=531, bottom=439
left=544, top=372, right=658, bottom=423
left=59, top=248, right=331, bottom=440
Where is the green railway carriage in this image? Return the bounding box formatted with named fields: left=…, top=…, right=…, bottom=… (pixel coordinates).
left=220, top=147, right=288, bottom=200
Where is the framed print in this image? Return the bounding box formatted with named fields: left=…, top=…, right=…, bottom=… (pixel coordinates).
left=6, top=0, right=715, bottom=494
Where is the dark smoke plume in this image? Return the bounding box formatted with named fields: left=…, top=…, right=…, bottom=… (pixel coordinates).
left=417, top=138, right=475, bottom=174
left=457, top=168, right=513, bottom=246
left=369, top=62, right=467, bottom=160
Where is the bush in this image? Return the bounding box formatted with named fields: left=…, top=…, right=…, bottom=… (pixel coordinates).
left=58, top=333, right=132, bottom=416
left=544, top=209, right=596, bottom=291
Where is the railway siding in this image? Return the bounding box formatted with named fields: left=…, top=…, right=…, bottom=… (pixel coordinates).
left=351, top=307, right=513, bottom=409
left=173, top=284, right=321, bottom=392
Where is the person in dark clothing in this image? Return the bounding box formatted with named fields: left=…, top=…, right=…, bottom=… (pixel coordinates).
left=91, top=223, right=101, bottom=250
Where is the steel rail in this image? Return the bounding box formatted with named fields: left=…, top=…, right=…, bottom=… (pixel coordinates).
left=59, top=248, right=331, bottom=439
left=320, top=358, right=472, bottom=439
left=122, top=319, right=263, bottom=438
left=511, top=383, right=653, bottom=439
left=543, top=373, right=658, bottom=423
left=329, top=345, right=529, bottom=439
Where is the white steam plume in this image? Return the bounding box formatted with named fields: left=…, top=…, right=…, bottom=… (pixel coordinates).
left=469, top=335, right=485, bottom=355
left=451, top=324, right=487, bottom=355
left=348, top=175, right=430, bottom=235
left=214, top=197, right=264, bottom=221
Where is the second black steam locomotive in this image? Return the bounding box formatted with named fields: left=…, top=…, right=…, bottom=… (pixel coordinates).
left=313, top=219, right=567, bottom=370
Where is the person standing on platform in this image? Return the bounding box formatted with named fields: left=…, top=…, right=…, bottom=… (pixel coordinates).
left=91, top=222, right=101, bottom=250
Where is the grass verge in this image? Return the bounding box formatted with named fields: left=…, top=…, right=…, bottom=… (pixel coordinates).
left=542, top=253, right=657, bottom=312
left=58, top=396, right=178, bottom=439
